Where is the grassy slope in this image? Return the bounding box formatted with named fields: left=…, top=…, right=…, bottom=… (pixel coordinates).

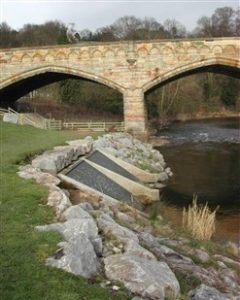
left=0, top=121, right=130, bottom=300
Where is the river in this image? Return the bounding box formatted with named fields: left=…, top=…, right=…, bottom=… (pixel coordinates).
left=154, top=117, right=240, bottom=244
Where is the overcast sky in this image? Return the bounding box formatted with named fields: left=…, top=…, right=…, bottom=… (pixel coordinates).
left=1, top=0, right=239, bottom=32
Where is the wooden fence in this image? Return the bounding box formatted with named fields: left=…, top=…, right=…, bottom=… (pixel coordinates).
left=63, top=121, right=125, bottom=132
left=45, top=119, right=63, bottom=130
left=1, top=107, right=125, bottom=132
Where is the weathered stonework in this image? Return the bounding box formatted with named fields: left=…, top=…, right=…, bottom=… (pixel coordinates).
left=0, top=38, right=239, bottom=135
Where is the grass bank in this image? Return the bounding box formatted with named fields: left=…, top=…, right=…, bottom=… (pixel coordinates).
left=0, top=121, right=130, bottom=300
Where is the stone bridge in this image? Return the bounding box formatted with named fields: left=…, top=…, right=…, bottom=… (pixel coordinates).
left=0, top=38, right=239, bottom=136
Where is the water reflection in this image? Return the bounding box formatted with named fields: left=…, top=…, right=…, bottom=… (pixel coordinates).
left=154, top=117, right=240, bottom=243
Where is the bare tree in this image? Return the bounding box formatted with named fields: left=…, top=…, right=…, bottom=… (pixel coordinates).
left=164, top=19, right=186, bottom=38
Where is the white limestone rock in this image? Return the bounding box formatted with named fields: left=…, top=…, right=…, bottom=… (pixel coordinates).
left=66, top=137, right=93, bottom=157
left=36, top=207, right=102, bottom=256
left=52, top=146, right=75, bottom=165
left=47, top=186, right=72, bottom=215
left=194, top=249, right=210, bottom=263
left=104, top=254, right=180, bottom=300
left=97, top=212, right=139, bottom=244
left=93, top=133, right=169, bottom=175
left=35, top=172, right=61, bottom=187
left=32, top=153, right=64, bottom=174
left=18, top=164, right=42, bottom=180
left=188, top=284, right=231, bottom=300
left=46, top=233, right=98, bottom=278
left=124, top=240, right=156, bottom=260
left=62, top=204, right=92, bottom=220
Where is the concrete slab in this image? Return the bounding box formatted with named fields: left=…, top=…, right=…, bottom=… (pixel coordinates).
left=63, top=159, right=132, bottom=202
left=98, top=149, right=160, bottom=183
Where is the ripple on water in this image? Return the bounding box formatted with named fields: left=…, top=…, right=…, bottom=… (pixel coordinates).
left=154, top=117, right=240, bottom=243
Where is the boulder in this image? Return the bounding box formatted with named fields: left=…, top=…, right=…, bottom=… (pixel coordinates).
left=62, top=204, right=92, bottom=220
left=18, top=164, right=42, bottom=180
left=35, top=172, right=61, bottom=187
left=36, top=209, right=102, bottom=256
left=213, top=254, right=240, bottom=269
left=104, top=254, right=180, bottom=300
left=97, top=213, right=139, bottom=244
left=138, top=232, right=240, bottom=296
left=139, top=232, right=192, bottom=263
left=124, top=240, right=156, bottom=260
left=47, top=186, right=72, bottom=215
left=66, top=137, right=93, bottom=158
left=194, top=249, right=210, bottom=263
left=46, top=233, right=98, bottom=278
left=32, top=153, right=64, bottom=174
left=188, top=284, right=231, bottom=300
left=18, top=165, right=61, bottom=187
left=52, top=146, right=75, bottom=165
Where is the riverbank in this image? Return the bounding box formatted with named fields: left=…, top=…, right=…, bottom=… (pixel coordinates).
left=10, top=125, right=240, bottom=300
left=151, top=109, right=239, bottom=132
left=0, top=121, right=128, bottom=300
left=150, top=117, right=240, bottom=245
left=175, top=109, right=239, bottom=122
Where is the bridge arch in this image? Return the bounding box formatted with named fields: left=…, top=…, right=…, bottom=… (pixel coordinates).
left=143, top=57, right=240, bottom=94
left=0, top=65, right=125, bottom=101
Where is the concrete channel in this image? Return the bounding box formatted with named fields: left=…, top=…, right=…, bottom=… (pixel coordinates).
left=59, top=149, right=160, bottom=203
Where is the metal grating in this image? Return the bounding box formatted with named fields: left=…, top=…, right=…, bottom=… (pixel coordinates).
left=87, top=150, right=138, bottom=182
left=65, top=160, right=132, bottom=201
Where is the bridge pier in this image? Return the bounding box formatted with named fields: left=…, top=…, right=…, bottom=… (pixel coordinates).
left=123, top=88, right=148, bottom=139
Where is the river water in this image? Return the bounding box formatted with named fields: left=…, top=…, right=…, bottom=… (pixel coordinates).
left=154, top=117, right=240, bottom=244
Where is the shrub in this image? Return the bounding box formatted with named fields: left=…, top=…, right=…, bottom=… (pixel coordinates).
left=182, top=195, right=218, bottom=241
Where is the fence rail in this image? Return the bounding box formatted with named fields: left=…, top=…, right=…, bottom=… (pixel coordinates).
left=63, top=121, right=125, bottom=132
left=46, top=119, right=62, bottom=130
left=1, top=108, right=125, bottom=132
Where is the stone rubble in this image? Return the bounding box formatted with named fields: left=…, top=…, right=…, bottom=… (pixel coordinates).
left=17, top=133, right=240, bottom=300
left=94, top=133, right=171, bottom=180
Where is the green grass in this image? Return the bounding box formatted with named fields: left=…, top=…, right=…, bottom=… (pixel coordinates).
left=0, top=121, right=130, bottom=300
left=174, top=271, right=201, bottom=295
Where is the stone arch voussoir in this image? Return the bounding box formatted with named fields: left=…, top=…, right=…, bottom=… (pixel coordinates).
left=0, top=65, right=125, bottom=94
left=142, top=57, right=240, bottom=93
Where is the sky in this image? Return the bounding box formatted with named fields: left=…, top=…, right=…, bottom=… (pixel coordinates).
left=1, top=0, right=239, bottom=32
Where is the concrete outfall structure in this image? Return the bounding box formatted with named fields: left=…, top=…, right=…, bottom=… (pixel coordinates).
left=97, top=149, right=161, bottom=183
left=1, top=38, right=239, bottom=137
left=30, top=134, right=169, bottom=204
left=82, top=157, right=160, bottom=202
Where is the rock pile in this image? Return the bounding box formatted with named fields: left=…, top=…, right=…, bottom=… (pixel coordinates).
left=29, top=133, right=172, bottom=183
left=94, top=133, right=172, bottom=180
left=17, top=133, right=240, bottom=300
left=31, top=136, right=93, bottom=174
